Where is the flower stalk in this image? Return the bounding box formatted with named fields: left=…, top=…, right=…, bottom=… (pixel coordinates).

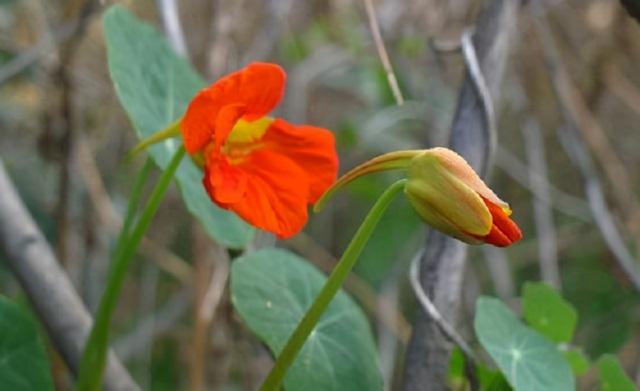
left=126, top=119, right=182, bottom=159
left=259, top=179, right=407, bottom=391
left=77, top=147, right=185, bottom=391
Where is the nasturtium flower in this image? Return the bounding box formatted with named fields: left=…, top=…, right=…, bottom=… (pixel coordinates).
left=181, top=62, right=338, bottom=239
left=315, top=147, right=522, bottom=247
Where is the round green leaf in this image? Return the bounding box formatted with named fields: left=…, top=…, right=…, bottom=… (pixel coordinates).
left=474, top=297, right=575, bottom=391
left=0, top=297, right=53, bottom=390
left=230, top=248, right=383, bottom=391
left=597, top=354, right=636, bottom=391
left=522, top=282, right=578, bottom=343
left=103, top=6, right=253, bottom=249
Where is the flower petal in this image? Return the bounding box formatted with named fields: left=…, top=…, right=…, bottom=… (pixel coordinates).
left=202, top=153, right=248, bottom=205
left=481, top=197, right=523, bottom=247
left=181, top=62, right=286, bottom=154
left=262, top=118, right=338, bottom=202
left=181, top=91, right=222, bottom=154
left=231, top=149, right=311, bottom=238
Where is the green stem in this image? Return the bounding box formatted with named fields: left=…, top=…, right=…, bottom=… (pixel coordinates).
left=114, top=157, right=153, bottom=256
left=314, top=150, right=420, bottom=212
left=259, top=178, right=408, bottom=391
left=77, top=147, right=185, bottom=391
left=126, top=119, right=182, bottom=160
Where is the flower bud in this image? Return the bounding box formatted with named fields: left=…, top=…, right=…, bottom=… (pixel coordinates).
left=405, top=148, right=522, bottom=247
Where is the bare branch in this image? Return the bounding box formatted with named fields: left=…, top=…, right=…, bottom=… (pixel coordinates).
left=403, top=1, right=521, bottom=389
left=0, top=160, right=139, bottom=391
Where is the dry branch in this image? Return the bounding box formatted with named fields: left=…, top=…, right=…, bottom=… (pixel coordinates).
left=0, top=160, right=140, bottom=391
left=403, top=1, right=520, bottom=389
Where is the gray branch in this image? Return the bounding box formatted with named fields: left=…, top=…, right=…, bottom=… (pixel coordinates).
left=403, top=1, right=520, bottom=389
left=0, top=160, right=140, bottom=391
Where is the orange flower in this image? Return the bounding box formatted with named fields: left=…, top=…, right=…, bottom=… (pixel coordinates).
left=181, top=63, right=338, bottom=239
left=315, top=148, right=522, bottom=247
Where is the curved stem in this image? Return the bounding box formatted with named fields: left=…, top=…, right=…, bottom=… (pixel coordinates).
left=314, top=150, right=420, bottom=212
left=259, top=179, right=408, bottom=391
left=77, top=147, right=185, bottom=391
left=126, top=118, right=182, bottom=159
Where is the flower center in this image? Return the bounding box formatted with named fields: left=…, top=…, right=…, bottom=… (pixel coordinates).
left=223, top=117, right=273, bottom=164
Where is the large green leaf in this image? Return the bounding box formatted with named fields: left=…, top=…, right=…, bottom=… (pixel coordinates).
left=474, top=297, right=575, bottom=391
left=522, top=282, right=578, bottom=343
left=597, top=354, right=636, bottom=391
left=103, top=6, right=253, bottom=249
left=0, top=297, right=53, bottom=390
left=230, top=248, right=383, bottom=391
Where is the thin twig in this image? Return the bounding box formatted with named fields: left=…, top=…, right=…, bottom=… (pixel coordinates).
left=189, top=226, right=215, bottom=391
left=362, top=0, right=404, bottom=105
left=522, top=121, right=561, bottom=289
left=47, top=0, right=99, bottom=264
left=199, top=248, right=230, bottom=322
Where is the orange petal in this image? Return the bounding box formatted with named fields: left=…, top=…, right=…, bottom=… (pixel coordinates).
left=181, top=63, right=286, bottom=154
left=481, top=197, right=523, bottom=247
left=181, top=91, right=219, bottom=154
left=202, top=153, right=248, bottom=205
left=262, top=118, right=338, bottom=202
left=231, top=149, right=311, bottom=238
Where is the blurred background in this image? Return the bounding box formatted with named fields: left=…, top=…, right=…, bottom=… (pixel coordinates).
left=1, top=0, right=640, bottom=389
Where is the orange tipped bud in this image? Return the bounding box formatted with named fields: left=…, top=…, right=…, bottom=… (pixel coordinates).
left=405, top=148, right=522, bottom=247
